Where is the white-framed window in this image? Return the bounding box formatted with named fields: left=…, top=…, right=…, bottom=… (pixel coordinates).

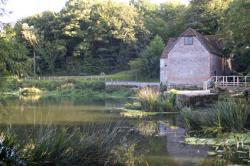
left=184, top=37, right=193, bottom=45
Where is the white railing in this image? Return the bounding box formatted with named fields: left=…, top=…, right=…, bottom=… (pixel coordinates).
left=105, top=81, right=160, bottom=87
left=204, top=76, right=250, bottom=90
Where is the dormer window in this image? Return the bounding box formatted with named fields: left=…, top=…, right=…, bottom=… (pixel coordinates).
left=184, top=37, right=193, bottom=45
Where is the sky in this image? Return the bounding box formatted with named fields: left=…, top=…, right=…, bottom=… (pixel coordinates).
left=0, top=0, right=190, bottom=23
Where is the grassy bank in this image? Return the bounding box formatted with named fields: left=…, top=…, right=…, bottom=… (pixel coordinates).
left=0, top=77, right=134, bottom=99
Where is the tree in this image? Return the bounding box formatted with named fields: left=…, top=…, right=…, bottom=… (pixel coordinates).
left=0, top=24, right=31, bottom=77
left=184, top=0, right=231, bottom=34
left=129, top=35, right=165, bottom=78
left=220, top=0, right=250, bottom=73
left=21, top=23, right=39, bottom=75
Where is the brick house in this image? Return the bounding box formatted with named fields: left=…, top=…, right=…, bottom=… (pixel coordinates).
left=160, top=28, right=226, bottom=88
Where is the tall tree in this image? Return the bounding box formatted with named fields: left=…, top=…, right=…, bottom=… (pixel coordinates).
left=0, top=24, right=31, bottom=76
left=221, top=0, right=250, bottom=73
left=184, top=0, right=231, bottom=34
left=129, top=35, right=165, bottom=78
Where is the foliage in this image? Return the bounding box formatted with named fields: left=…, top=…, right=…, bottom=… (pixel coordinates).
left=0, top=122, right=145, bottom=165
left=181, top=99, right=249, bottom=136
left=124, top=102, right=142, bottom=110
left=0, top=0, right=250, bottom=77
left=0, top=132, right=25, bottom=165
left=184, top=0, right=231, bottom=34
left=137, top=87, right=160, bottom=112
left=129, top=35, right=164, bottom=78
left=160, top=91, right=177, bottom=112
left=136, top=87, right=177, bottom=112
left=14, top=0, right=148, bottom=75
left=0, top=25, right=31, bottom=77
left=20, top=87, right=41, bottom=96
left=221, top=0, right=250, bottom=72
left=213, top=99, right=248, bottom=131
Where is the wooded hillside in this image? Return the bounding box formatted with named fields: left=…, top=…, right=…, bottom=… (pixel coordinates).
left=0, top=0, right=249, bottom=77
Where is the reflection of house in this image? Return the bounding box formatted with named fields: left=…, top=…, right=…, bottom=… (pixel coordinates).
left=160, top=28, right=227, bottom=88
left=159, top=123, right=209, bottom=164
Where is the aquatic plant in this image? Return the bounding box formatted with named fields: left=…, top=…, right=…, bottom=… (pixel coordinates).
left=213, top=99, right=248, bottom=131
left=124, top=102, right=141, bottom=110
left=1, top=122, right=145, bottom=165
left=0, top=132, right=26, bottom=165
left=137, top=87, right=177, bottom=112
left=20, top=87, right=41, bottom=96
left=137, top=87, right=160, bottom=112
left=200, top=134, right=250, bottom=165
left=181, top=98, right=249, bottom=136
left=160, top=91, right=177, bottom=112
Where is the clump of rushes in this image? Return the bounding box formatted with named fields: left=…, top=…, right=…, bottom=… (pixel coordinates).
left=136, top=87, right=177, bottom=112
left=213, top=99, right=248, bottom=131
left=160, top=90, right=177, bottom=112
left=1, top=122, right=145, bottom=165
left=181, top=98, right=249, bottom=136
left=137, top=87, right=160, bottom=112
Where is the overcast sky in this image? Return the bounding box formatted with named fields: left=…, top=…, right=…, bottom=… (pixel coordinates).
left=0, top=0, right=189, bottom=23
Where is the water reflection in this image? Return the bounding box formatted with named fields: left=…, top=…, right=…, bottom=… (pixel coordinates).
left=0, top=96, right=210, bottom=165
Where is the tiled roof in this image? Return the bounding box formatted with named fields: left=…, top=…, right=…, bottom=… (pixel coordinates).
left=161, top=28, right=224, bottom=59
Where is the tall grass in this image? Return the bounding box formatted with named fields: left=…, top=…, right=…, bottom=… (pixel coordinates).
left=181, top=98, right=249, bottom=136
left=137, top=87, right=177, bottom=112
left=137, top=87, right=160, bottom=112
left=0, top=122, right=145, bottom=165
left=213, top=99, right=248, bottom=131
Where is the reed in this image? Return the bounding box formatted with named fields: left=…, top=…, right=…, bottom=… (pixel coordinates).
left=137, top=87, right=160, bottom=112
left=213, top=99, right=248, bottom=131
left=0, top=122, right=145, bottom=165
left=181, top=98, right=249, bottom=136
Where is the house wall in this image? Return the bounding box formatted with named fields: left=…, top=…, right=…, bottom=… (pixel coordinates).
left=160, top=58, right=167, bottom=84
left=210, top=54, right=223, bottom=76
left=167, top=37, right=211, bottom=87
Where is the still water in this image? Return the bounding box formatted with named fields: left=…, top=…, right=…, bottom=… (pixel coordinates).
left=0, top=96, right=210, bottom=165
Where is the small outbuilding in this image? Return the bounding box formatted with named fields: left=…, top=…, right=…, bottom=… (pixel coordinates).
left=160, top=28, right=226, bottom=88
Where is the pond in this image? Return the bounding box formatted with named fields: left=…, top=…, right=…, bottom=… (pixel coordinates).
left=0, top=96, right=211, bottom=165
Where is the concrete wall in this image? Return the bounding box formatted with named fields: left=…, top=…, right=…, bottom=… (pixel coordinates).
left=167, top=37, right=210, bottom=87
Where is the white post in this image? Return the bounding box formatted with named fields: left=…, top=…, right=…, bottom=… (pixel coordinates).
left=226, top=76, right=228, bottom=87
left=245, top=76, right=247, bottom=87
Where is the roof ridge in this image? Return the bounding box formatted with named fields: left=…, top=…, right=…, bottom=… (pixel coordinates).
left=161, top=28, right=223, bottom=59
